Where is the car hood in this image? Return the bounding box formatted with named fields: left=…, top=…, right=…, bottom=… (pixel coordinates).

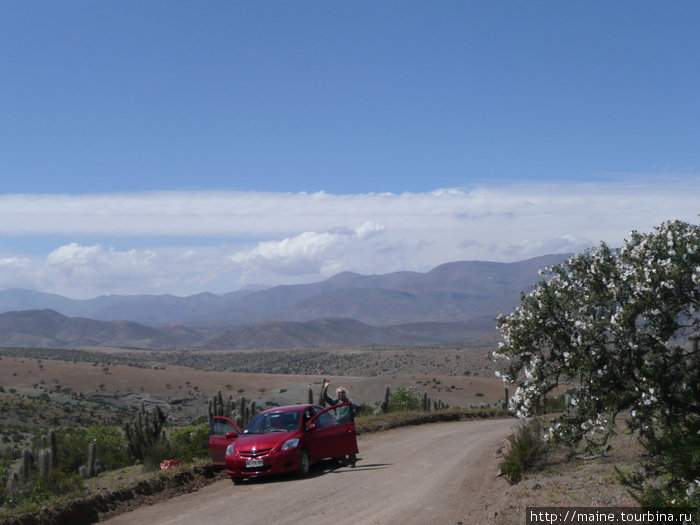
left=235, top=431, right=297, bottom=453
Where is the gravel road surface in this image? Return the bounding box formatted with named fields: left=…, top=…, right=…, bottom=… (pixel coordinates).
left=103, top=418, right=515, bottom=525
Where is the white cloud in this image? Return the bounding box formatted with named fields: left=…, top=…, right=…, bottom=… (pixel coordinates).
left=0, top=177, right=697, bottom=297
left=229, top=222, right=388, bottom=277
left=0, top=256, right=30, bottom=267
left=38, top=243, right=159, bottom=297
left=355, top=221, right=386, bottom=239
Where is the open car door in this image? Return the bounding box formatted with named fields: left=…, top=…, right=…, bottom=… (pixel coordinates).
left=305, top=402, right=358, bottom=461
left=209, top=416, right=241, bottom=466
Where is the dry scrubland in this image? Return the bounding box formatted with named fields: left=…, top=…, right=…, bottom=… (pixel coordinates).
left=0, top=346, right=650, bottom=523
left=0, top=346, right=505, bottom=426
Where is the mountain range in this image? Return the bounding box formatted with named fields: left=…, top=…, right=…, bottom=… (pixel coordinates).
left=0, top=253, right=568, bottom=349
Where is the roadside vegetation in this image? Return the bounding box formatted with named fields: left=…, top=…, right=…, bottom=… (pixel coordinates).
left=492, top=220, right=699, bottom=512
left=0, top=383, right=508, bottom=521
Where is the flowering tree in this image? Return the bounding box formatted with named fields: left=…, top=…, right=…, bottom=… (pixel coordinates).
left=492, top=220, right=699, bottom=504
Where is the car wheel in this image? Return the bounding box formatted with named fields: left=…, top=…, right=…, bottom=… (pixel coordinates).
left=297, top=450, right=310, bottom=477
left=231, top=476, right=243, bottom=485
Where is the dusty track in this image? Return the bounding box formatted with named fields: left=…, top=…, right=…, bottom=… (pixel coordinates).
left=102, top=418, right=515, bottom=525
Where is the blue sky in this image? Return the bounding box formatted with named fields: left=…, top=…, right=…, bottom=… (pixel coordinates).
left=0, top=2, right=698, bottom=298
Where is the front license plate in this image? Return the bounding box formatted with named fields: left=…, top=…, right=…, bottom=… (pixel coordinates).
left=246, top=457, right=263, bottom=468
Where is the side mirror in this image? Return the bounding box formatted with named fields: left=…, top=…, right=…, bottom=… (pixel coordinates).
left=306, top=423, right=317, bottom=432
left=225, top=431, right=238, bottom=439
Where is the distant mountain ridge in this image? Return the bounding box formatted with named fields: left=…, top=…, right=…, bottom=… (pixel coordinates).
left=0, top=254, right=570, bottom=349
left=0, top=309, right=202, bottom=349
left=0, top=254, right=569, bottom=327
left=0, top=309, right=499, bottom=350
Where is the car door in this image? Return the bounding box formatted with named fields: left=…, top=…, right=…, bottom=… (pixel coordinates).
left=306, top=403, right=358, bottom=461
left=209, top=416, right=241, bottom=466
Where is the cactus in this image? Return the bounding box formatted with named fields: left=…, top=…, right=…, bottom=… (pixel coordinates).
left=422, top=392, right=430, bottom=412
left=37, top=449, right=50, bottom=476
left=208, top=394, right=218, bottom=419
left=382, top=385, right=391, bottom=413
left=307, top=385, right=313, bottom=404
left=20, top=448, right=33, bottom=481
left=209, top=390, right=224, bottom=418
left=49, top=429, right=57, bottom=470
left=124, top=403, right=167, bottom=461
left=83, top=442, right=96, bottom=478
left=208, top=390, right=236, bottom=419
left=34, top=429, right=58, bottom=477
left=231, top=396, right=259, bottom=428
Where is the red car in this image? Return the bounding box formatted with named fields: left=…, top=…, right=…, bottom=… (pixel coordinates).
left=209, top=403, right=358, bottom=483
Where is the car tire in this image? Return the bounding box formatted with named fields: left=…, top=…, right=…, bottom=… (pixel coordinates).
left=297, top=450, right=310, bottom=477
left=231, top=476, right=243, bottom=485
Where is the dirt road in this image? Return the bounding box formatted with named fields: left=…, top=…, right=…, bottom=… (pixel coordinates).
left=103, top=418, right=515, bottom=525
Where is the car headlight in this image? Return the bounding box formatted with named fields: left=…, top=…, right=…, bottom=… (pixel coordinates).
left=226, top=444, right=235, bottom=456
left=280, top=438, right=299, bottom=451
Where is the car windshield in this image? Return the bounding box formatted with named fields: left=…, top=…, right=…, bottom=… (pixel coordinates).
left=243, top=410, right=301, bottom=434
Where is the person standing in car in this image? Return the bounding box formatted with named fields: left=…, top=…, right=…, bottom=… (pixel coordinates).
left=322, top=378, right=360, bottom=466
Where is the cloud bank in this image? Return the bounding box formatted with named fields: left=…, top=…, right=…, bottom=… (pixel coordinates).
left=0, top=179, right=697, bottom=298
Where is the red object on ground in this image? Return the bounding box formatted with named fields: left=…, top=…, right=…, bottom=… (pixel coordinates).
left=160, top=459, right=183, bottom=470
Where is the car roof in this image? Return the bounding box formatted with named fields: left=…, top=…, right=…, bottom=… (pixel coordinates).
left=258, top=404, right=317, bottom=415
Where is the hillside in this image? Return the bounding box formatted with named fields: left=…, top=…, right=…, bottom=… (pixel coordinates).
left=0, top=309, right=203, bottom=350
left=0, top=310, right=499, bottom=350
left=0, top=254, right=569, bottom=327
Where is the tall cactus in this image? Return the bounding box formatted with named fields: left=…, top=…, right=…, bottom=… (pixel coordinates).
left=208, top=390, right=237, bottom=418
left=233, top=396, right=259, bottom=428
left=307, top=385, right=313, bottom=404
left=85, top=442, right=97, bottom=478
left=37, top=448, right=53, bottom=476
left=124, top=403, right=167, bottom=461
left=20, top=448, right=33, bottom=481
left=49, top=429, right=57, bottom=470
left=35, top=429, right=58, bottom=477
left=382, top=385, right=391, bottom=413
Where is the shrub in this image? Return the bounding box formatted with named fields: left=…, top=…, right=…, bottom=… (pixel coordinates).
left=169, top=423, right=209, bottom=462
left=52, top=425, right=129, bottom=473
left=387, top=386, right=422, bottom=412
left=2, top=469, right=85, bottom=513
left=499, top=418, right=547, bottom=484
